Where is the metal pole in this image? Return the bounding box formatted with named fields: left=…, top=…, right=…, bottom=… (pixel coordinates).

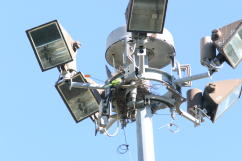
left=136, top=106, right=155, bottom=161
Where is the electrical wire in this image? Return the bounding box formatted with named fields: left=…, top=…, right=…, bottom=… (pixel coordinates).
left=117, top=144, right=129, bottom=155
left=56, top=74, right=63, bottom=84
left=117, top=129, right=129, bottom=154
left=104, top=126, right=120, bottom=137
left=117, top=129, right=133, bottom=161
left=90, top=76, right=105, bottom=83
left=103, top=117, right=120, bottom=137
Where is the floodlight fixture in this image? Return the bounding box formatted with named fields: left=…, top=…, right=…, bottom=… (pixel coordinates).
left=26, top=20, right=75, bottom=71
left=126, top=0, right=168, bottom=33
left=212, top=19, right=242, bottom=68
left=203, top=79, right=242, bottom=123
left=56, top=72, right=101, bottom=123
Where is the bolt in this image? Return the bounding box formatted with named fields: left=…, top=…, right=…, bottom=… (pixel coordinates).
left=211, top=29, right=221, bottom=41
left=72, top=41, right=81, bottom=52
left=139, top=49, right=144, bottom=53
left=207, top=83, right=216, bottom=93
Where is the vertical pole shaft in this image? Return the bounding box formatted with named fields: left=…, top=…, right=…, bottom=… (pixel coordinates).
left=136, top=106, right=155, bottom=161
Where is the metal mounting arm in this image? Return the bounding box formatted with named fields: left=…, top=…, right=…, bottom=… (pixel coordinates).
left=173, top=72, right=211, bottom=85
left=178, top=109, right=201, bottom=126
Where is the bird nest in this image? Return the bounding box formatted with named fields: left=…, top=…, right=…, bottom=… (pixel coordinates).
left=112, top=84, right=150, bottom=120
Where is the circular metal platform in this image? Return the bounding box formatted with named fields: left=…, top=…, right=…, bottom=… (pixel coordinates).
left=105, top=26, right=176, bottom=69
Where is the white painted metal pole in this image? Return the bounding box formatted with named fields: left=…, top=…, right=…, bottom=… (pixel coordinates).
left=136, top=106, right=155, bottom=161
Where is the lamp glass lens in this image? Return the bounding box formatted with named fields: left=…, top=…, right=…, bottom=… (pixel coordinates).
left=129, top=0, right=167, bottom=33
left=29, top=22, right=72, bottom=70
left=224, top=26, right=242, bottom=67
left=214, top=84, right=241, bottom=121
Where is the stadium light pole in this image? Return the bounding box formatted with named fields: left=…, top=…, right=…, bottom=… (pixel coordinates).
left=26, top=1, right=242, bottom=161
left=125, top=0, right=169, bottom=160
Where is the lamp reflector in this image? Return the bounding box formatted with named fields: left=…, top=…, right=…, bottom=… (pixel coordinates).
left=26, top=20, right=73, bottom=71
left=56, top=72, right=101, bottom=123
left=203, top=79, right=242, bottom=122
left=126, top=0, right=168, bottom=33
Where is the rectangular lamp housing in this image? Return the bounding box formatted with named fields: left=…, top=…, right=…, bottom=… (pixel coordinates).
left=26, top=20, right=74, bottom=71
left=126, top=0, right=168, bottom=33
left=56, top=72, right=101, bottom=123
left=213, top=20, right=242, bottom=68
left=203, top=79, right=242, bottom=122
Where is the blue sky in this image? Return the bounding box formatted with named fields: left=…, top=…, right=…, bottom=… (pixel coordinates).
left=0, top=0, right=241, bottom=161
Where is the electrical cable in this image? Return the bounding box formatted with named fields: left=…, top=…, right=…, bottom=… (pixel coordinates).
left=117, top=144, right=129, bottom=154
left=104, top=124, right=120, bottom=137
left=90, top=76, right=105, bottom=83
left=104, top=117, right=120, bottom=137
left=117, top=129, right=133, bottom=161
left=56, top=74, right=63, bottom=84
left=117, top=129, right=129, bottom=154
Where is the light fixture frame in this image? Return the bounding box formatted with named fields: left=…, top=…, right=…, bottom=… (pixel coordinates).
left=126, top=0, right=168, bottom=34
left=26, top=20, right=74, bottom=72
